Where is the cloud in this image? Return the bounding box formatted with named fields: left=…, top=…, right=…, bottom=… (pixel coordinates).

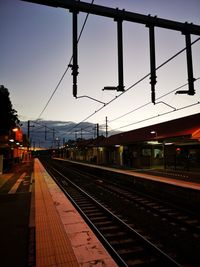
left=21, top=120, right=120, bottom=148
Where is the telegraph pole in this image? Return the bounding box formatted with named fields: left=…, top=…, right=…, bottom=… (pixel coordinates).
left=80, top=128, right=83, bottom=139
left=52, top=128, right=55, bottom=148
left=75, top=130, right=78, bottom=140
left=27, top=120, right=35, bottom=150
left=27, top=120, right=30, bottom=139
left=105, top=117, right=108, bottom=138
left=27, top=120, right=30, bottom=152
left=96, top=123, right=99, bottom=138
left=45, top=125, right=47, bottom=140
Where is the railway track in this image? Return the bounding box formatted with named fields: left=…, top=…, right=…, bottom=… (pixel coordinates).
left=59, top=161, right=200, bottom=266
left=49, top=159, right=200, bottom=238
left=42, top=158, right=180, bottom=266
left=93, top=176, right=200, bottom=238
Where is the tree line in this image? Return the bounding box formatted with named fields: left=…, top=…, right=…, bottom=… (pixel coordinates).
left=0, top=85, right=20, bottom=135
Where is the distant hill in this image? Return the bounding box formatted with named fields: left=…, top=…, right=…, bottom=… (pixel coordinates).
left=21, top=120, right=120, bottom=149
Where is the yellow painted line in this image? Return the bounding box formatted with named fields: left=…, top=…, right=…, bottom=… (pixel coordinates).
left=8, top=172, right=26, bottom=194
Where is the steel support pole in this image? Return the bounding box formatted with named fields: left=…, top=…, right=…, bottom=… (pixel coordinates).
left=72, top=11, right=79, bottom=97
left=97, top=123, right=99, bottom=138
left=53, top=128, right=55, bottom=142
left=149, top=25, right=157, bottom=104
left=116, top=19, right=124, bottom=91
left=27, top=120, right=30, bottom=139
left=185, top=33, right=195, bottom=95
left=45, top=125, right=47, bottom=140
left=105, top=116, right=108, bottom=138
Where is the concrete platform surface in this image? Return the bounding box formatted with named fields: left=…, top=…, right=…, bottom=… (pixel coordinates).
left=0, top=159, right=117, bottom=267
left=34, top=159, right=117, bottom=267
left=0, top=161, right=33, bottom=267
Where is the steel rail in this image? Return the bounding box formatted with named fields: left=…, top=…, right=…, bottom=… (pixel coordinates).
left=43, top=160, right=180, bottom=266
left=44, top=163, right=128, bottom=267
left=58, top=161, right=200, bottom=237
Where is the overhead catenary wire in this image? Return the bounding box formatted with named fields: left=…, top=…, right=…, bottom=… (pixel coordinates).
left=64, top=37, right=200, bottom=137
left=35, top=3, right=200, bottom=138
left=109, top=78, right=200, bottom=123
left=31, top=120, right=55, bottom=132
left=36, top=0, right=200, bottom=123
left=36, top=0, right=95, bottom=120
left=73, top=83, right=200, bottom=136
left=109, top=101, right=200, bottom=132
left=64, top=78, right=199, bottom=138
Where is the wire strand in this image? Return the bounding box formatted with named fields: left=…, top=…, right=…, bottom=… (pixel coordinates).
left=65, top=38, right=200, bottom=136
left=109, top=78, right=200, bottom=123
left=110, top=102, right=200, bottom=132
left=36, top=9, right=200, bottom=136
left=36, top=0, right=95, bottom=120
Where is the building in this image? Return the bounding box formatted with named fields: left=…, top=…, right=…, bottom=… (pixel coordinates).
left=0, top=126, right=30, bottom=171
left=62, top=113, right=200, bottom=171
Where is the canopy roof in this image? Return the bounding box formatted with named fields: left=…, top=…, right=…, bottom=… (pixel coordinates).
left=77, top=113, right=200, bottom=147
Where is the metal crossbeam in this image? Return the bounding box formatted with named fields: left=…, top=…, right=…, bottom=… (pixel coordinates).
left=23, top=0, right=200, bottom=35
left=23, top=0, right=199, bottom=101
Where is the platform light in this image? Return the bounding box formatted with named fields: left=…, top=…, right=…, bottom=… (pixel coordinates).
left=150, top=130, right=158, bottom=139
left=150, top=130, right=157, bottom=135
left=147, top=141, right=159, bottom=145
left=12, top=127, right=19, bottom=132
left=164, top=142, right=173, bottom=145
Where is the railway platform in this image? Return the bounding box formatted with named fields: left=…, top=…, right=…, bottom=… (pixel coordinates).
left=0, top=160, right=33, bottom=267
left=58, top=159, right=200, bottom=191
left=54, top=158, right=200, bottom=213
left=0, top=159, right=117, bottom=267
left=1, top=157, right=199, bottom=267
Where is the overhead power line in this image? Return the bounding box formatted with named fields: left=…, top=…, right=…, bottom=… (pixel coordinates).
left=66, top=79, right=199, bottom=138
left=34, top=0, right=200, bottom=137
left=64, top=38, right=200, bottom=137
left=109, top=101, right=200, bottom=132
left=109, top=78, right=200, bottom=123
left=37, top=0, right=95, bottom=120
left=36, top=0, right=200, bottom=121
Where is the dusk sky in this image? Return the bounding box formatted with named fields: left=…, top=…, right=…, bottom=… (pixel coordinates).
left=1, top=0, right=200, bottom=137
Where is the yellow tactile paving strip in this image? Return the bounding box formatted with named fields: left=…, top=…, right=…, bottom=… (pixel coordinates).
left=35, top=159, right=79, bottom=267
left=34, top=159, right=117, bottom=267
